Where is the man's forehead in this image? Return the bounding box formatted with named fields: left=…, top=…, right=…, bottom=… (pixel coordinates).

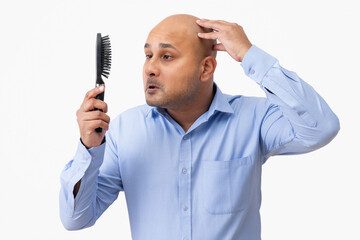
left=145, top=27, right=198, bottom=50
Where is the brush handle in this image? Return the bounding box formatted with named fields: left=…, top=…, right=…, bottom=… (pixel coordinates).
left=95, top=83, right=105, bottom=133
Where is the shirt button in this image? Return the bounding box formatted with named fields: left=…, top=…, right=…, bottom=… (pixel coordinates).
left=183, top=238, right=188, bottom=240
left=250, top=68, right=255, bottom=75
left=183, top=135, right=187, bottom=140
left=182, top=168, right=187, bottom=174
left=183, top=205, right=188, bottom=211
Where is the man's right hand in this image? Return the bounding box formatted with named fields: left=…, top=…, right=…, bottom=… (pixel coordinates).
left=76, top=86, right=110, bottom=149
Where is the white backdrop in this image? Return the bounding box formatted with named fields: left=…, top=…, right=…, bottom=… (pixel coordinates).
left=0, top=0, right=359, bottom=239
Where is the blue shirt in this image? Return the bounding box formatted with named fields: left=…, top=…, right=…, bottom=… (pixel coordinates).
left=59, top=46, right=340, bottom=240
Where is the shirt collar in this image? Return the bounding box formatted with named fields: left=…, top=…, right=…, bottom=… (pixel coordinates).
left=206, top=83, right=234, bottom=117
left=146, top=83, right=234, bottom=118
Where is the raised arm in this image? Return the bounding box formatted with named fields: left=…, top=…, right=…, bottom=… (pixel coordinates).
left=59, top=86, right=123, bottom=230
left=197, top=19, right=340, bottom=161
left=242, top=46, right=340, bottom=159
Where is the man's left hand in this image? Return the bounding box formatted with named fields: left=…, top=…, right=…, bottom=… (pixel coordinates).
left=196, top=19, right=252, bottom=62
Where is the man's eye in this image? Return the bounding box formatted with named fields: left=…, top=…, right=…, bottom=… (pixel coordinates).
left=146, top=54, right=152, bottom=59
left=163, top=55, right=172, bottom=60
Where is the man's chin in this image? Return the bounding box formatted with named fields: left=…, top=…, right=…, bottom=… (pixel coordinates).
left=145, top=98, right=166, bottom=108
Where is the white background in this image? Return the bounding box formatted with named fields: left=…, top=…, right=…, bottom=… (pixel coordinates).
left=0, top=0, right=359, bottom=239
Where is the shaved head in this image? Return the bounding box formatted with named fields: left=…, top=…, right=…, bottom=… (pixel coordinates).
left=150, top=14, right=217, bottom=60
left=143, top=14, right=218, bottom=118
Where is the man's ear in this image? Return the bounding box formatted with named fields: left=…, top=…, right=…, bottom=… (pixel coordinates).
left=200, top=56, right=217, bottom=82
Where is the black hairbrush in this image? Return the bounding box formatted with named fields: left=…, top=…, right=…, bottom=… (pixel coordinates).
left=95, top=33, right=112, bottom=133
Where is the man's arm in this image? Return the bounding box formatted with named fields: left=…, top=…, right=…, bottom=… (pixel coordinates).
left=197, top=19, right=340, bottom=160
left=242, top=45, right=339, bottom=160
left=59, top=87, right=123, bottom=230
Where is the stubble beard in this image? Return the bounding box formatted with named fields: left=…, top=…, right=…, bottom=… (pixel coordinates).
left=145, top=74, right=200, bottom=110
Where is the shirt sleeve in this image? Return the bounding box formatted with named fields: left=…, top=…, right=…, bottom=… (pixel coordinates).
left=241, top=45, right=340, bottom=162
left=59, top=125, right=123, bottom=230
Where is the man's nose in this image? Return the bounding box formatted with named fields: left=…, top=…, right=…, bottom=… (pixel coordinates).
left=145, top=59, right=160, bottom=77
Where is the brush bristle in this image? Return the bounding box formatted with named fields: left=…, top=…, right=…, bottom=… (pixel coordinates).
left=101, top=35, right=112, bottom=78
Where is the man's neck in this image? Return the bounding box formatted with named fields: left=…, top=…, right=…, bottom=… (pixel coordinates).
left=166, top=85, right=215, bottom=133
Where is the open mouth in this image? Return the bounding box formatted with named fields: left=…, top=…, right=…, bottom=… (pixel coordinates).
left=147, top=84, right=159, bottom=93
left=147, top=83, right=159, bottom=89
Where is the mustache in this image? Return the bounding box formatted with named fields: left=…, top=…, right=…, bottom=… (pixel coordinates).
left=146, top=78, right=163, bottom=88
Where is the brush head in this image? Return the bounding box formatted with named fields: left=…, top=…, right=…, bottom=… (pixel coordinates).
left=96, top=33, right=112, bottom=80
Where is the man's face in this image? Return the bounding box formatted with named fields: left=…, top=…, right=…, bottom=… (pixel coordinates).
left=143, top=23, right=202, bottom=109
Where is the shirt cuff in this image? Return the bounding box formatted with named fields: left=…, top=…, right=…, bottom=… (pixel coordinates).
left=73, top=138, right=106, bottom=172
left=241, top=45, right=278, bottom=85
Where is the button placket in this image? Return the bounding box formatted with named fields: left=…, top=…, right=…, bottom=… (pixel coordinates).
left=179, top=133, right=192, bottom=239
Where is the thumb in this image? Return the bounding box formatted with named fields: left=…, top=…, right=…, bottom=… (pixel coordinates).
left=213, top=43, right=226, bottom=51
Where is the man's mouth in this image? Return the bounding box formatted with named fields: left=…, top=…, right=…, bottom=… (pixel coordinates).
left=147, top=84, right=159, bottom=93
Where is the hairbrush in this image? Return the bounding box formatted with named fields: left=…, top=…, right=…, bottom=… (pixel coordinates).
left=95, top=33, right=112, bottom=133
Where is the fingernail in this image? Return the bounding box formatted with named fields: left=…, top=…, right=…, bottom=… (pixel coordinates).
left=99, top=86, right=104, bottom=91
left=196, top=19, right=201, bottom=22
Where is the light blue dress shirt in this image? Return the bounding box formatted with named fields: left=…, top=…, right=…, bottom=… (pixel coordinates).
left=59, top=46, right=340, bottom=240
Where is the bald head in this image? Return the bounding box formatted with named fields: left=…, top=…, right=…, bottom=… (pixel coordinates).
left=149, top=14, right=217, bottom=60
left=143, top=14, right=218, bottom=114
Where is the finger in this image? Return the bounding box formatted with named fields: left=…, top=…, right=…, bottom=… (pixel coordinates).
left=87, top=119, right=109, bottom=132
left=83, top=86, right=105, bottom=103
left=82, top=98, right=108, bottom=112
left=197, top=31, right=219, bottom=40
left=80, top=111, right=110, bottom=123
left=196, top=19, right=228, bottom=31
left=213, top=43, right=226, bottom=51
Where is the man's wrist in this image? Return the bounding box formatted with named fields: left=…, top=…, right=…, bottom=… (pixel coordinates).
left=80, top=137, right=106, bottom=150
left=238, top=43, right=253, bottom=62
left=241, top=45, right=278, bottom=84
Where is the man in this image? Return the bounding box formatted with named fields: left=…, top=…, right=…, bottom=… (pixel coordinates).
left=59, top=14, right=340, bottom=240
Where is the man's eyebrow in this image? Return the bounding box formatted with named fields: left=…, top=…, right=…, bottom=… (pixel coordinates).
left=144, top=43, right=178, bottom=51
left=159, top=43, right=177, bottom=50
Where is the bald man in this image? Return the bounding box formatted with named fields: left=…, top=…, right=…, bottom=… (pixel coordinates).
left=60, top=14, right=339, bottom=240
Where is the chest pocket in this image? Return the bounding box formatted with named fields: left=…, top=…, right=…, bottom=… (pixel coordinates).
left=201, top=156, right=257, bottom=214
